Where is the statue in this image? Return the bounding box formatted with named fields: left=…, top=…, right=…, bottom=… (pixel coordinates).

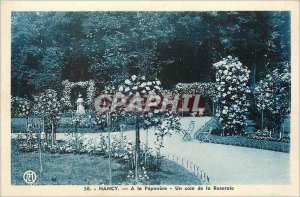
left=76, top=93, right=85, bottom=116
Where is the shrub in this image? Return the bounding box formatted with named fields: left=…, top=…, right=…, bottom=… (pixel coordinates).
left=214, top=56, right=250, bottom=135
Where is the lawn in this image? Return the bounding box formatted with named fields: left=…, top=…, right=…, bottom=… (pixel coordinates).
left=11, top=140, right=202, bottom=185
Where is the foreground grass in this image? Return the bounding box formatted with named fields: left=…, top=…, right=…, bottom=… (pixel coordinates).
left=11, top=141, right=202, bottom=185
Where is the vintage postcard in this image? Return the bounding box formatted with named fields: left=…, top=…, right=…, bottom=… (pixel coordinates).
left=0, top=0, right=299, bottom=196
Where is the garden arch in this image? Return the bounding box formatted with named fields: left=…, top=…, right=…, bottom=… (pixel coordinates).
left=174, top=82, right=217, bottom=115
left=62, top=80, right=96, bottom=110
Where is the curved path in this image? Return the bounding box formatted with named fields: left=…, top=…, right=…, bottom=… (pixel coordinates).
left=156, top=132, right=290, bottom=184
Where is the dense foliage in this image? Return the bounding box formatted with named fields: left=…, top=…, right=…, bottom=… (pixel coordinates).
left=12, top=11, right=290, bottom=96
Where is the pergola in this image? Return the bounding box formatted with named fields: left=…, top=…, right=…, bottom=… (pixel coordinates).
left=174, top=82, right=218, bottom=115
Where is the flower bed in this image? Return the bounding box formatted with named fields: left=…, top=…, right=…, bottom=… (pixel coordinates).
left=12, top=140, right=203, bottom=185
left=246, top=129, right=290, bottom=143
left=195, top=134, right=289, bottom=153
left=16, top=132, right=164, bottom=171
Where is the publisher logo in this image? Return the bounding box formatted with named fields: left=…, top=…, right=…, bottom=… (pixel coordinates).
left=23, top=170, right=37, bottom=185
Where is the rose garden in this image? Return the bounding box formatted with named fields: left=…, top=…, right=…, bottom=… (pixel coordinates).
left=11, top=12, right=290, bottom=185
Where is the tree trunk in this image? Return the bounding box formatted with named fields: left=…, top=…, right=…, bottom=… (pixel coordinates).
left=107, top=113, right=112, bottom=185
left=261, top=110, right=264, bottom=129
left=75, top=121, right=78, bottom=133
left=26, top=117, right=29, bottom=128
left=120, top=125, right=124, bottom=148
left=145, top=128, right=149, bottom=166
left=252, top=65, right=256, bottom=88
left=51, top=120, right=55, bottom=146
left=271, top=119, right=274, bottom=137
left=282, top=117, right=285, bottom=138
left=38, top=118, right=43, bottom=173
left=89, top=116, right=92, bottom=132
left=16, top=82, right=21, bottom=97
left=80, top=66, right=84, bottom=81
left=212, top=101, right=215, bottom=116
left=278, top=115, right=282, bottom=137
left=135, top=115, right=140, bottom=183
left=42, top=117, right=46, bottom=142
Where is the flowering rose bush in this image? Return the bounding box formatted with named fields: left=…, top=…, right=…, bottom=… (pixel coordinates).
left=90, top=75, right=181, bottom=182
left=11, top=96, right=32, bottom=118
left=118, top=75, right=180, bottom=160
left=153, top=112, right=180, bottom=149
left=254, top=63, right=290, bottom=133
left=118, top=75, right=162, bottom=103
left=33, top=89, right=62, bottom=144
left=213, top=56, right=250, bottom=135
left=33, top=89, right=61, bottom=117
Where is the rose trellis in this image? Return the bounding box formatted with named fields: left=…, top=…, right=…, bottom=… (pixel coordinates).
left=61, top=80, right=95, bottom=109
left=174, top=82, right=218, bottom=114
left=174, top=82, right=216, bottom=98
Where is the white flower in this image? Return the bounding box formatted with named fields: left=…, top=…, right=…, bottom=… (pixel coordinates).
left=226, top=76, right=231, bottom=80
left=119, top=86, right=124, bottom=92
left=125, top=87, right=130, bottom=92
left=222, top=109, right=227, bottom=114
left=131, top=75, right=137, bottom=81
left=125, top=79, right=131, bottom=85
left=154, top=86, right=160, bottom=90
left=140, top=82, right=146, bottom=87
left=132, top=86, right=138, bottom=90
